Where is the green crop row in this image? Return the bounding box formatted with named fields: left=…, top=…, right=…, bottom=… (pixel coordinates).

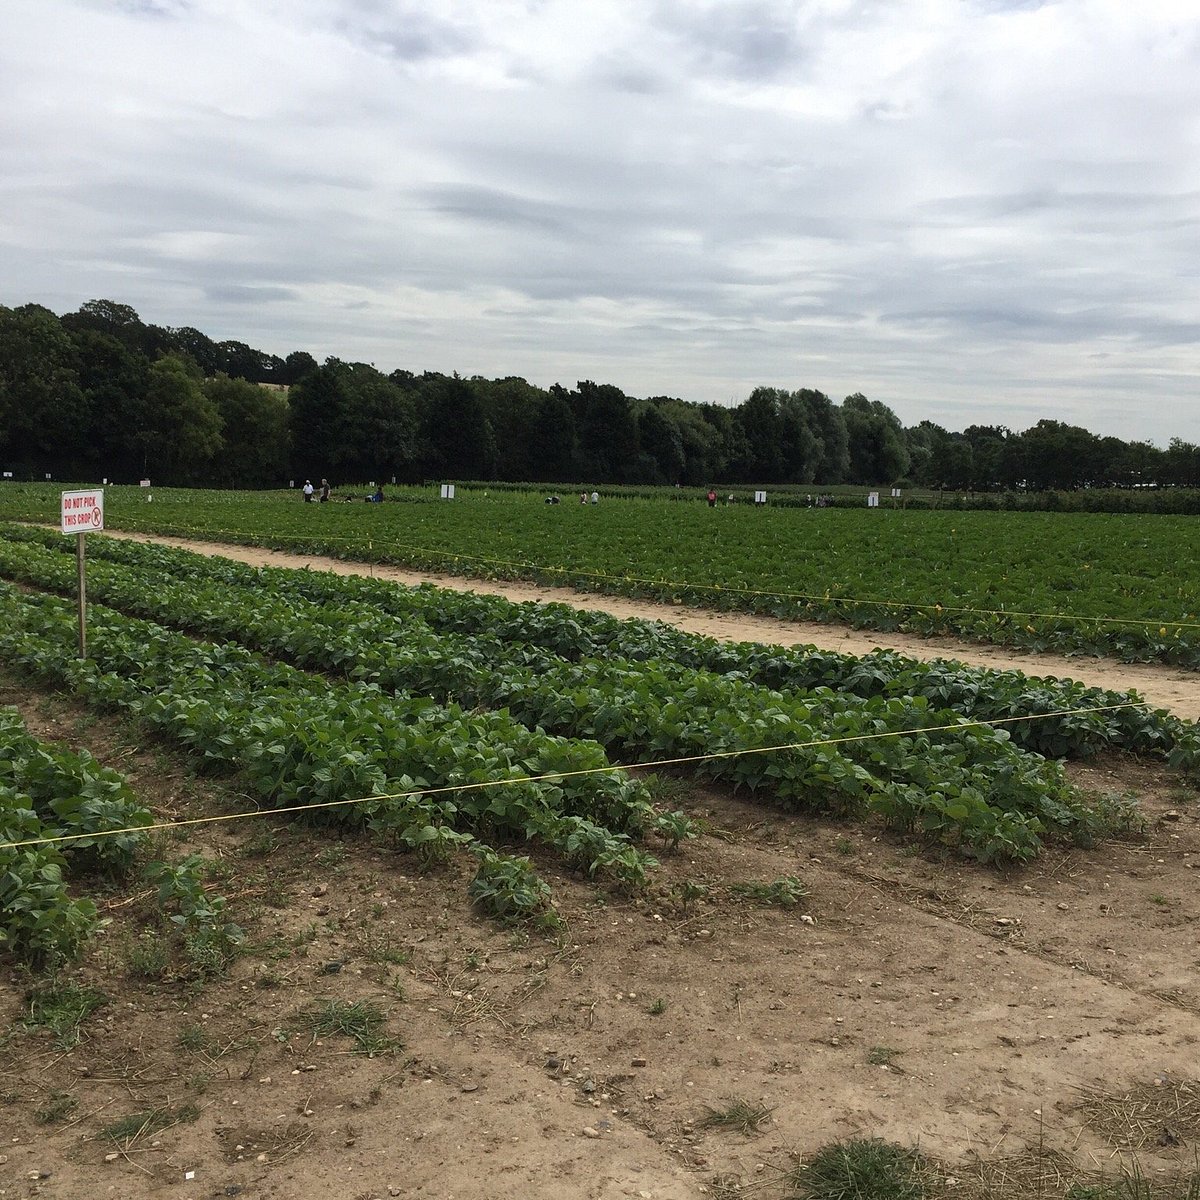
left=5, top=523, right=1194, bottom=768
left=2, top=483, right=1195, bottom=665
left=1, top=707, right=152, bottom=966
left=0, top=583, right=666, bottom=920
left=0, top=531, right=1125, bottom=863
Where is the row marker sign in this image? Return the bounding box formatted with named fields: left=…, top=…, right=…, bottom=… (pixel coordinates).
left=60, top=489, right=104, bottom=659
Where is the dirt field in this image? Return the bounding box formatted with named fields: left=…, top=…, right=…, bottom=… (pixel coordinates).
left=2, top=539, right=1200, bottom=1200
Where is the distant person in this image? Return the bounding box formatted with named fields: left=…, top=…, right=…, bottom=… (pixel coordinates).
left=590, top=491, right=599, bottom=505
left=706, top=488, right=717, bottom=508
left=727, top=493, right=734, bottom=505
left=371, top=485, right=384, bottom=503
left=320, top=478, right=331, bottom=503
left=580, top=493, right=587, bottom=505
left=302, top=480, right=314, bottom=503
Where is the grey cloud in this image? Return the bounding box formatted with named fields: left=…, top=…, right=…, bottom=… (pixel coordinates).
left=649, top=0, right=805, bottom=81
left=204, top=284, right=298, bottom=304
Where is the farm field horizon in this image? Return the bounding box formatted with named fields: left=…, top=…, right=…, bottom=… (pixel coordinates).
left=1, top=481, right=1197, bottom=669
left=2, top=493, right=1200, bottom=1197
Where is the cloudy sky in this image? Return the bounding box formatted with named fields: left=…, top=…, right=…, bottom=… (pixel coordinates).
left=2, top=0, right=1197, bottom=442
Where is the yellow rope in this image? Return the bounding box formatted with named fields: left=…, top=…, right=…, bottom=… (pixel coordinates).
left=0, top=702, right=1145, bottom=853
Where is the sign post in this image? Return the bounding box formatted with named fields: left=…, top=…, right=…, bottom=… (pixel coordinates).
left=60, top=490, right=104, bottom=659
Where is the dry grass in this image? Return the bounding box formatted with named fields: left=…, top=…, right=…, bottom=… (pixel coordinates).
left=1075, top=1080, right=1200, bottom=1151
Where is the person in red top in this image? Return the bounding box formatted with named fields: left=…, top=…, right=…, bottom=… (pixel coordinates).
left=706, top=488, right=717, bottom=507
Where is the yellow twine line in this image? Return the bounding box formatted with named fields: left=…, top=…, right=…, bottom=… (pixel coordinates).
left=0, top=702, right=1145, bottom=852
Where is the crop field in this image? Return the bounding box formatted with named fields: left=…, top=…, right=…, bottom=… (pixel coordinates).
left=2, top=510, right=1200, bottom=1196
left=3, top=481, right=1197, bottom=667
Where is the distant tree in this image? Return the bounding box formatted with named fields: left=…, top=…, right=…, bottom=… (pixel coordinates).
left=841, top=393, right=909, bottom=483
left=731, top=388, right=785, bottom=481
left=418, top=375, right=497, bottom=480
left=637, top=402, right=685, bottom=483
left=68, top=328, right=153, bottom=479
left=164, top=326, right=220, bottom=376
left=1017, top=420, right=1100, bottom=490
left=573, top=381, right=640, bottom=482
left=795, top=389, right=848, bottom=483
left=0, top=304, right=84, bottom=475
left=471, top=376, right=546, bottom=481
left=282, top=350, right=318, bottom=385
left=133, top=356, right=223, bottom=482
left=527, top=390, right=578, bottom=482
left=203, top=375, right=289, bottom=487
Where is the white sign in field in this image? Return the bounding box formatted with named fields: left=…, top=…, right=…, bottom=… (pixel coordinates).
left=61, top=489, right=104, bottom=533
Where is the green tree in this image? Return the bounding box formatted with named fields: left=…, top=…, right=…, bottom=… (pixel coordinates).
left=134, top=356, right=223, bottom=483
left=203, top=375, right=289, bottom=487
left=0, top=304, right=84, bottom=475
left=841, top=393, right=909, bottom=484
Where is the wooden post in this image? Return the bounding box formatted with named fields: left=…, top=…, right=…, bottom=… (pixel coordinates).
left=76, top=531, right=87, bottom=659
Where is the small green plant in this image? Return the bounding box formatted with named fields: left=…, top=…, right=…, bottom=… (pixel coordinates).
left=867, top=1045, right=903, bottom=1067
left=792, top=1138, right=929, bottom=1199
left=35, top=1090, right=78, bottom=1124
left=651, top=809, right=697, bottom=853
left=468, top=850, right=561, bottom=930
left=1150, top=893, right=1170, bottom=907
left=648, top=997, right=667, bottom=1016
left=700, top=1097, right=774, bottom=1136
left=315, top=843, right=347, bottom=869
left=102, top=1103, right=200, bottom=1146
left=675, top=880, right=711, bottom=913
left=177, top=1025, right=212, bottom=1053
left=241, top=828, right=280, bottom=858
left=125, top=931, right=169, bottom=980
left=22, top=981, right=106, bottom=1049
left=145, top=855, right=243, bottom=977
left=730, top=875, right=808, bottom=908
left=295, top=999, right=400, bottom=1056
left=834, top=837, right=855, bottom=856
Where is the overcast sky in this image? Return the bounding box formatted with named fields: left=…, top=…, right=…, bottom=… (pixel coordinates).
left=2, top=0, right=1197, bottom=442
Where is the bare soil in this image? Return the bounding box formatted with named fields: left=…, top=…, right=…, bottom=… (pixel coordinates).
left=2, top=540, right=1200, bottom=1200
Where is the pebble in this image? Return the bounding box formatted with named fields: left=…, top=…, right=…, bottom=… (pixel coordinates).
left=631, top=1058, right=647, bottom=1068
left=104, top=1153, right=120, bottom=1163
left=582, top=1126, right=601, bottom=1138
left=461, top=1083, right=479, bottom=1093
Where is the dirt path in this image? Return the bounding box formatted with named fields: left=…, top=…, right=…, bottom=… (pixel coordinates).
left=104, top=529, right=1200, bottom=721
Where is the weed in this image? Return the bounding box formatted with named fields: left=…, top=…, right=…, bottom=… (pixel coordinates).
left=675, top=880, right=711, bottom=913
left=356, top=925, right=412, bottom=966
left=791, top=1138, right=929, bottom=1199
left=867, top=1045, right=903, bottom=1067
left=23, top=981, right=106, bottom=1049
left=125, top=931, right=169, bottom=980
left=177, top=1025, right=212, bottom=1053
left=241, top=829, right=280, bottom=858
left=648, top=997, right=667, bottom=1016
left=1150, top=894, right=1170, bottom=907
left=35, top=1090, right=77, bottom=1124
left=700, top=1097, right=774, bottom=1135
left=315, top=843, right=346, bottom=869
left=465, top=951, right=482, bottom=970
left=730, top=875, right=808, bottom=908
left=834, top=837, right=855, bottom=855
left=295, top=999, right=400, bottom=1056
left=102, top=1103, right=200, bottom=1146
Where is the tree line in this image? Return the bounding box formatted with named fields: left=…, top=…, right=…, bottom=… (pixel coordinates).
left=1, top=298, right=1196, bottom=491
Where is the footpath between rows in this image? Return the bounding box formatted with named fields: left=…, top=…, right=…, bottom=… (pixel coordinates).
left=99, top=528, right=1200, bottom=722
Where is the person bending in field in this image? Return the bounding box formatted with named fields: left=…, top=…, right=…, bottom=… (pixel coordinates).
left=320, top=478, right=331, bottom=503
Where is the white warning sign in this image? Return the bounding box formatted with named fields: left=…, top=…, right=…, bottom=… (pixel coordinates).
left=61, top=489, right=105, bottom=533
